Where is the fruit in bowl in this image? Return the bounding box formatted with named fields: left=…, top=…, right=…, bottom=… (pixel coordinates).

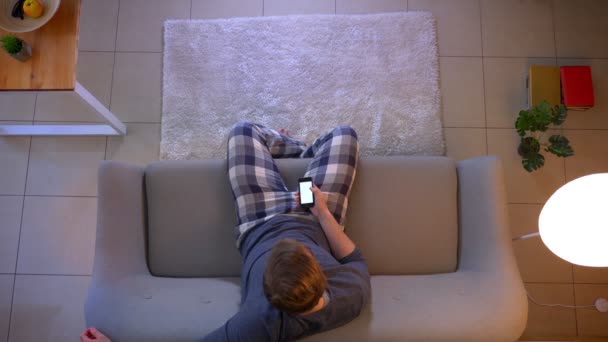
left=23, top=0, right=44, bottom=18
left=12, top=0, right=44, bottom=19
left=1, top=0, right=60, bottom=32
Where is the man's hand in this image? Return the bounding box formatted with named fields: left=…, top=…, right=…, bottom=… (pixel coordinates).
left=80, top=327, right=111, bottom=342
left=309, top=185, right=329, bottom=217
left=295, top=185, right=329, bottom=217
left=297, top=185, right=355, bottom=260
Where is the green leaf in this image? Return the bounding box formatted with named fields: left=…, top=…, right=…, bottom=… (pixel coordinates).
left=525, top=102, right=552, bottom=132
left=537, top=100, right=551, bottom=114
left=515, top=110, right=531, bottom=136
left=532, top=103, right=553, bottom=131
left=522, top=153, right=545, bottom=172
left=550, top=104, right=568, bottom=126
left=515, top=100, right=568, bottom=137
left=548, top=135, right=569, bottom=145
left=545, top=134, right=574, bottom=157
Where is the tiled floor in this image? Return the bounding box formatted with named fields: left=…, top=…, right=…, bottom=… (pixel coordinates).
left=0, top=0, right=607, bottom=341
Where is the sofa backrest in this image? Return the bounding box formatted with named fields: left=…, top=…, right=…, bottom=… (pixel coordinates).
left=145, top=156, right=458, bottom=277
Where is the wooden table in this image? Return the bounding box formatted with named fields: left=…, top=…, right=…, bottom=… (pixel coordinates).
left=0, top=0, right=126, bottom=136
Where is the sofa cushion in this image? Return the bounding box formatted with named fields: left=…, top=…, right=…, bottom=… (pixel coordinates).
left=146, top=160, right=242, bottom=277
left=345, top=156, right=458, bottom=274
left=146, top=156, right=458, bottom=277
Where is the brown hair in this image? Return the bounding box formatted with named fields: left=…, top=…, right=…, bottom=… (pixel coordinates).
left=263, top=239, right=328, bottom=315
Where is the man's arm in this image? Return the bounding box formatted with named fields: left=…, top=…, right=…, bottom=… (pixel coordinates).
left=202, top=308, right=272, bottom=342
left=310, top=185, right=356, bottom=260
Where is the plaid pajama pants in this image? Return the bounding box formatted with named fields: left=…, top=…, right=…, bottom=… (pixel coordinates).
left=228, top=121, right=359, bottom=248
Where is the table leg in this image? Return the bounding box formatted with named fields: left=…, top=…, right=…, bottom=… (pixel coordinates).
left=0, top=83, right=128, bottom=136
left=75, top=82, right=127, bottom=135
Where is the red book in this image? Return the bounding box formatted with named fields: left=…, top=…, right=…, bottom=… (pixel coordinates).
left=560, top=66, right=594, bottom=109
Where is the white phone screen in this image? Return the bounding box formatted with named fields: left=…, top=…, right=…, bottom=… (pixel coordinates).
left=299, top=181, right=314, bottom=204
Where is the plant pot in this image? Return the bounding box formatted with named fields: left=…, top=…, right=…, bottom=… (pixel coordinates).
left=10, top=43, right=31, bottom=62
left=518, top=136, right=540, bottom=158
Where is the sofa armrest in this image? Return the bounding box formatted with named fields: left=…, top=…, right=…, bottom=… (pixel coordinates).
left=457, top=156, right=519, bottom=273
left=457, top=156, right=528, bottom=333
left=92, top=161, right=149, bottom=281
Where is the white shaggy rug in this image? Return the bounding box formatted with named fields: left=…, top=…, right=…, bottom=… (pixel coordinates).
left=162, top=12, right=444, bottom=160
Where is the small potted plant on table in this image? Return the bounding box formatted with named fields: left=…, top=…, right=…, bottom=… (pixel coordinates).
left=1, top=34, right=31, bottom=62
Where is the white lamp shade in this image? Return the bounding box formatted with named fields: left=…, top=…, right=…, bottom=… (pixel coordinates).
left=539, top=173, right=608, bottom=267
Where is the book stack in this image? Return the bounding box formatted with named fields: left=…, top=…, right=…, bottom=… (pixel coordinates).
left=528, top=65, right=561, bottom=108
left=527, top=65, right=595, bottom=111
left=560, top=66, right=595, bottom=110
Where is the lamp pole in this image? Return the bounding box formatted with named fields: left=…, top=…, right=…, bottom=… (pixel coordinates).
left=512, top=232, right=540, bottom=241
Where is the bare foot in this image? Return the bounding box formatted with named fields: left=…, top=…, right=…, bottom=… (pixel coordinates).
left=81, top=327, right=111, bottom=342
left=279, top=128, right=290, bottom=136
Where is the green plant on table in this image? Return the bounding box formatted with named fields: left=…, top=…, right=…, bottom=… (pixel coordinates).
left=0, top=34, right=24, bottom=55
left=515, top=100, right=574, bottom=172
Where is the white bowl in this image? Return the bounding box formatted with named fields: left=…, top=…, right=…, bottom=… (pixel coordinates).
left=0, top=0, right=61, bottom=33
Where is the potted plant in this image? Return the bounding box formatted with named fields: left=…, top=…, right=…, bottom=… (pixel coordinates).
left=516, top=100, right=574, bottom=172
left=0, top=34, right=31, bottom=62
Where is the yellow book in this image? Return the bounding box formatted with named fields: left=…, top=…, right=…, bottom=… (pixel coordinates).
left=528, top=65, right=561, bottom=108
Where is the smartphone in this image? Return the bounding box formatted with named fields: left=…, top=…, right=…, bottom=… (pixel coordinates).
left=298, top=177, right=315, bottom=208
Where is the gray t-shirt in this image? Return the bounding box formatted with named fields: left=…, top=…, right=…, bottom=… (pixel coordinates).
left=203, top=214, right=371, bottom=341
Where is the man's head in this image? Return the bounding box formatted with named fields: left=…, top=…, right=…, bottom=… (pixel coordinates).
left=263, top=239, right=328, bottom=315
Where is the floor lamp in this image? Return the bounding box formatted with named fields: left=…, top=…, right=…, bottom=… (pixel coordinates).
left=513, top=173, right=608, bottom=313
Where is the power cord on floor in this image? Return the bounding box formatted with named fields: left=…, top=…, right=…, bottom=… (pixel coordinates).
left=527, top=291, right=605, bottom=311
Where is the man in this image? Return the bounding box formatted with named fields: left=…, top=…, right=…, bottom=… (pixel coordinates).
left=81, top=122, right=370, bottom=341
left=205, top=122, right=370, bottom=341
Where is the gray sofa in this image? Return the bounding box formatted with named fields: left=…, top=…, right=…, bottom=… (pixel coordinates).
left=85, top=156, right=528, bottom=341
